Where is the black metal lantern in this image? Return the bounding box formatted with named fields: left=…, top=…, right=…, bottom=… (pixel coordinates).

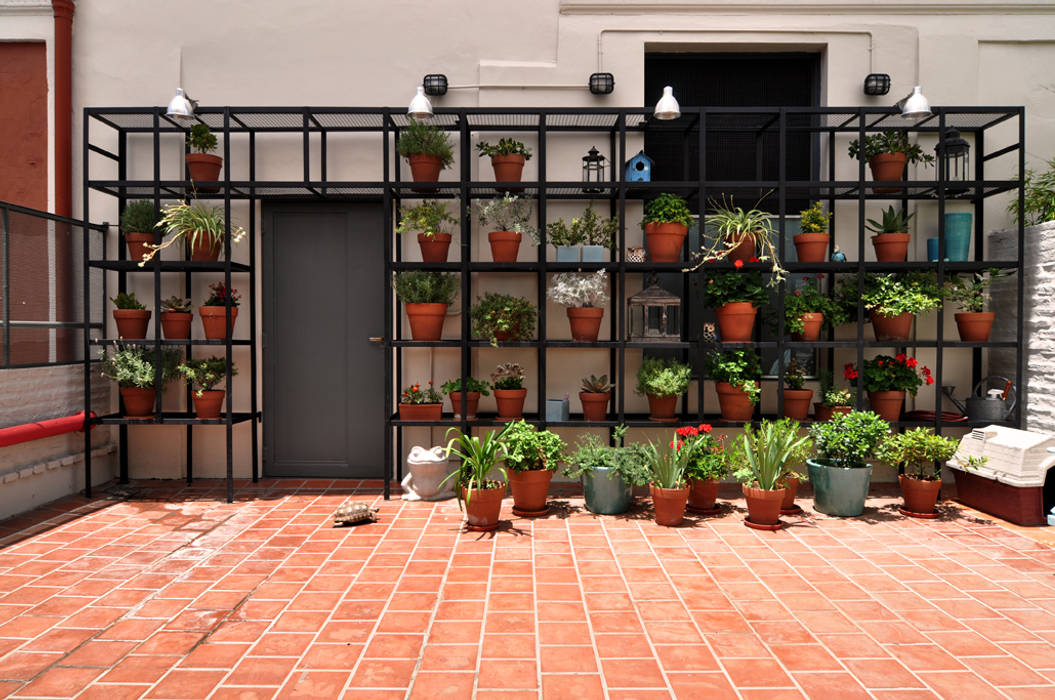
left=863, top=73, right=891, bottom=96
left=582, top=146, right=607, bottom=193
left=423, top=74, right=448, bottom=96
left=628, top=282, right=681, bottom=341
left=936, top=129, right=970, bottom=194
left=589, top=72, right=614, bottom=95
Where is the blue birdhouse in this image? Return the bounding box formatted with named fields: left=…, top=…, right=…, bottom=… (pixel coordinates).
left=625, top=151, right=653, bottom=182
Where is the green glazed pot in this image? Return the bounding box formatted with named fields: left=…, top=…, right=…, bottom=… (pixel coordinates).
left=582, top=466, right=632, bottom=515
left=807, top=457, right=872, bottom=517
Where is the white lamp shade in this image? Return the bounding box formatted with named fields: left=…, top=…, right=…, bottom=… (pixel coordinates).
left=901, top=85, right=931, bottom=119
left=407, top=86, right=433, bottom=120
left=654, top=85, right=681, bottom=120
left=166, top=88, right=194, bottom=123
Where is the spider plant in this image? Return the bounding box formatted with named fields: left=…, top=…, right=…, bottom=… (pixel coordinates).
left=141, top=201, right=246, bottom=266
left=441, top=425, right=510, bottom=509
left=687, top=193, right=787, bottom=283
left=643, top=435, right=696, bottom=489
left=732, top=419, right=811, bottom=490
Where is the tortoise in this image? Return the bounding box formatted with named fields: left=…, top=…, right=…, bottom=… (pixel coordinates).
left=332, top=501, right=378, bottom=527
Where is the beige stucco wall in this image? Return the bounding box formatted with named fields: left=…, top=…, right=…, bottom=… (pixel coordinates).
left=54, top=0, right=1055, bottom=479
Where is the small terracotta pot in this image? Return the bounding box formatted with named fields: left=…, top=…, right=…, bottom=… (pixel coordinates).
left=716, top=382, right=755, bottom=421
left=417, top=233, right=452, bottom=263
left=814, top=404, right=852, bottom=422
left=112, top=309, right=151, bottom=339
left=742, top=484, right=786, bottom=526
left=793, top=312, right=824, bottom=342
left=488, top=231, right=522, bottom=262
left=793, top=232, right=830, bottom=262
left=650, top=483, right=689, bottom=527
left=782, top=389, right=813, bottom=421
left=899, top=474, right=942, bottom=516
left=404, top=302, right=447, bottom=341
left=461, top=486, right=505, bottom=531
left=644, top=222, right=687, bottom=262
left=186, top=153, right=222, bottom=192
left=398, top=403, right=442, bottom=421
left=508, top=468, right=553, bottom=516
left=714, top=302, right=757, bottom=342
left=955, top=312, right=995, bottom=342
left=688, top=478, right=719, bottom=512
left=160, top=312, right=192, bottom=340
left=199, top=305, right=238, bottom=340
left=579, top=392, right=610, bottom=422
left=780, top=476, right=800, bottom=511
left=566, top=307, right=604, bottom=342
left=727, top=232, right=757, bottom=263
left=124, top=232, right=154, bottom=263
left=491, top=154, right=525, bottom=183
left=870, top=311, right=914, bottom=341
left=447, top=391, right=481, bottom=420
left=192, top=390, right=225, bottom=420
left=869, top=152, right=907, bottom=193
left=494, top=388, right=527, bottom=420
left=189, top=234, right=222, bottom=262
left=408, top=153, right=443, bottom=184
left=868, top=390, right=905, bottom=423
left=871, top=232, right=911, bottom=262
left=120, top=386, right=156, bottom=417
left=646, top=393, right=678, bottom=422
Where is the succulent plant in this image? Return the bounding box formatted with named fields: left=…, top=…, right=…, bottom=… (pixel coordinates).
left=580, top=374, right=612, bottom=393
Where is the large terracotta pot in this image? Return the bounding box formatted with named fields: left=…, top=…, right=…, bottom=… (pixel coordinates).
left=488, top=231, right=522, bottom=262
left=508, top=468, right=553, bottom=517
left=646, top=393, right=678, bottom=422
left=899, top=474, right=942, bottom=517
left=120, top=386, right=156, bottom=417
left=870, top=311, right=914, bottom=341
left=579, top=392, right=610, bottom=422
left=793, top=312, right=824, bottom=342
left=398, top=403, right=442, bottom=421
left=417, top=233, right=452, bottom=263
left=715, top=382, right=755, bottom=421
left=189, top=234, right=222, bottom=262
left=780, top=476, right=801, bottom=512
left=404, top=302, right=447, bottom=341
left=687, top=478, right=719, bottom=513
left=793, top=233, right=830, bottom=262
left=566, top=307, right=604, bottom=342
left=124, top=232, right=154, bottom=263
left=461, top=486, right=505, bottom=531
left=447, top=391, right=481, bottom=420
left=407, top=154, right=443, bottom=183
left=494, top=388, right=527, bottom=420
left=871, top=232, right=911, bottom=262
left=192, top=390, right=225, bottom=420
left=782, top=389, right=813, bottom=421
left=186, top=153, right=222, bottom=192
left=491, top=154, right=525, bottom=184
left=644, top=222, right=687, bottom=262
left=743, top=484, right=786, bottom=527
left=650, top=483, right=689, bottom=527
left=727, top=232, right=757, bottom=263
left=869, top=152, right=907, bottom=193
left=199, top=306, right=239, bottom=340
left=160, top=312, right=192, bottom=340
left=868, top=390, right=905, bottom=422
left=714, top=302, right=757, bottom=342
left=814, top=404, right=851, bottom=422
left=955, top=312, right=995, bottom=342
left=112, top=309, right=150, bottom=339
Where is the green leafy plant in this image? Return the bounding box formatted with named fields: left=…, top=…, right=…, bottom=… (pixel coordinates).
left=441, top=426, right=509, bottom=508
left=956, top=454, right=989, bottom=471
left=562, top=430, right=652, bottom=487
left=471, top=293, right=536, bottom=345
left=690, top=194, right=786, bottom=283
left=178, top=356, right=236, bottom=397
left=441, top=377, right=490, bottom=397
left=119, top=201, right=158, bottom=235
left=643, top=434, right=695, bottom=489
left=476, top=138, right=532, bottom=159
left=547, top=270, right=608, bottom=308
left=847, top=131, right=935, bottom=166
left=866, top=205, right=915, bottom=234
left=99, top=343, right=181, bottom=388
left=860, top=273, right=943, bottom=316
left=877, top=427, right=959, bottom=481
left=161, top=296, right=192, bottom=313
left=187, top=124, right=217, bottom=154
left=643, top=192, right=692, bottom=227
left=1009, top=157, right=1055, bottom=226
left=475, top=194, right=537, bottom=238
left=580, top=374, right=612, bottom=393
left=784, top=358, right=807, bottom=390
left=808, top=410, right=890, bottom=468
left=847, top=353, right=933, bottom=395
left=732, top=419, right=811, bottom=490
left=499, top=419, right=566, bottom=472
left=111, top=292, right=146, bottom=311
left=396, top=201, right=457, bottom=239
left=491, top=362, right=525, bottom=390
left=798, top=201, right=830, bottom=234
left=547, top=205, right=617, bottom=248
left=703, top=349, right=762, bottom=404
left=784, top=275, right=836, bottom=334
left=144, top=201, right=246, bottom=266
left=635, top=356, right=692, bottom=398
left=400, top=381, right=443, bottom=404
left=704, top=269, right=766, bottom=308
left=824, top=387, right=854, bottom=408
left=397, top=118, right=454, bottom=167
left=203, top=282, right=240, bottom=307
left=676, top=424, right=731, bottom=482
left=392, top=271, right=457, bottom=304
left=945, top=268, right=1015, bottom=313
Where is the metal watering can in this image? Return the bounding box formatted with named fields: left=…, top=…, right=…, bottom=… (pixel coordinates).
left=944, top=376, right=1016, bottom=422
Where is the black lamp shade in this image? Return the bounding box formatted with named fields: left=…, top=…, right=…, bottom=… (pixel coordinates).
left=589, top=72, right=614, bottom=95
left=423, top=74, right=448, bottom=97
left=863, top=73, right=891, bottom=96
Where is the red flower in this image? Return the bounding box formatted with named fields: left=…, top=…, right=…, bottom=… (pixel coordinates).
left=921, top=366, right=931, bottom=376
left=803, top=276, right=810, bottom=282
left=877, top=360, right=884, bottom=366
left=699, top=423, right=712, bottom=433
left=925, top=376, right=935, bottom=385
left=817, top=273, right=825, bottom=280
left=907, top=357, right=918, bottom=368
left=895, top=353, right=907, bottom=363
left=749, top=256, right=760, bottom=263
left=733, top=259, right=744, bottom=269
left=843, top=363, right=859, bottom=381
left=793, top=290, right=802, bottom=296
left=670, top=440, right=685, bottom=450
left=675, top=426, right=698, bottom=438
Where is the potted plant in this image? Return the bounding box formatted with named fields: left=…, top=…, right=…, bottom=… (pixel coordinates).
left=111, top=292, right=150, bottom=339
left=945, top=268, right=1014, bottom=342
left=547, top=270, right=608, bottom=342
left=186, top=124, right=222, bottom=191
left=398, top=381, right=444, bottom=421
left=491, top=362, right=527, bottom=420
left=441, top=376, right=490, bottom=420
left=694, top=195, right=786, bottom=282
left=397, top=118, right=454, bottom=185
left=99, top=343, right=181, bottom=417
left=476, top=137, right=532, bottom=186
left=814, top=372, right=854, bottom=422
left=846, top=353, right=933, bottom=423
left=785, top=275, right=835, bottom=342
left=860, top=273, right=942, bottom=341
left=643, top=433, right=694, bottom=526
left=848, top=130, right=934, bottom=194
left=119, top=201, right=157, bottom=263
left=500, top=419, right=566, bottom=517
left=794, top=201, right=831, bottom=262
left=641, top=192, right=692, bottom=262
left=704, top=267, right=766, bottom=342
left=440, top=425, right=509, bottom=531
left=703, top=349, right=761, bottom=421
left=545, top=215, right=583, bottom=262
left=733, top=419, right=811, bottom=529
left=199, top=282, right=241, bottom=340
left=547, top=205, right=617, bottom=263
left=476, top=194, right=536, bottom=263
left=877, top=427, right=959, bottom=518
left=807, top=410, right=890, bottom=517
left=563, top=428, right=650, bottom=515
left=578, top=374, right=612, bottom=422
left=396, top=201, right=458, bottom=263
left=177, top=356, right=237, bottom=419
left=392, top=271, right=457, bottom=341
left=471, top=293, right=536, bottom=346
left=680, top=424, right=729, bottom=514
left=145, top=201, right=247, bottom=264
left=635, top=356, right=692, bottom=422
left=160, top=296, right=193, bottom=340
left=782, top=358, right=812, bottom=422
left=866, top=205, right=915, bottom=262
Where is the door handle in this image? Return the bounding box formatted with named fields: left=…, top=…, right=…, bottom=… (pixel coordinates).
left=368, top=336, right=384, bottom=344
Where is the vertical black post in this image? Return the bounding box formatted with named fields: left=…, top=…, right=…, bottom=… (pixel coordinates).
left=1, top=207, right=9, bottom=369
left=537, top=114, right=547, bottom=425
left=971, top=128, right=984, bottom=391
left=249, top=130, right=259, bottom=481
left=382, top=110, right=394, bottom=499
left=459, top=113, right=471, bottom=443
left=698, top=110, right=707, bottom=419
left=826, top=126, right=836, bottom=387
left=855, top=110, right=866, bottom=412
left=776, top=108, right=787, bottom=421
left=1015, top=108, right=1026, bottom=428
left=616, top=113, right=627, bottom=425
left=81, top=110, right=92, bottom=496
left=934, top=110, right=946, bottom=434
left=152, top=111, right=163, bottom=424
left=223, top=108, right=234, bottom=503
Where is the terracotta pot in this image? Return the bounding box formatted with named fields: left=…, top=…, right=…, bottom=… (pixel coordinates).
left=714, top=302, right=757, bottom=342
left=688, top=478, right=719, bottom=512
left=112, top=309, right=151, bottom=339
left=488, top=231, right=522, bottom=262
left=727, top=232, right=758, bottom=263
left=566, top=307, right=604, bottom=342
left=404, top=302, right=447, bottom=341
left=398, top=403, right=442, bottom=421
left=124, top=232, right=154, bottom=263
left=793, top=232, right=830, bottom=263
left=646, top=393, right=678, bottom=422
left=868, top=152, right=907, bottom=193
left=494, top=388, right=527, bottom=420
left=447, top=391, right=481, bottom=420
left=189, top=234, right=222, bottom=262
left=160, top=312, right=192, bottom=340
left=186, top=153, right=222, bottom=192
left=742, top=484, right=786, bottom=526
left=417, top=233, right=452, bottom=263
left=579, top=392, right=610, bottom=422
left=715, top=382, right=755, bottom=421
left=782, top=389, right=813, bottom=421
left=814, top=404, right=851, bottom=422
left=868, top=390, right=905, bottom=423
left=899, top=474, right=942, bottom=516
left=870, top=311, right=914, bottom=341
left=780, top=476, right=800, bottom=511
left=793, top=312, right=824, bottom=342
left=643, top=222, right=687, bottom=262
left=461, top=485, right=505, bottom=531
left=120, top=386, right=156, bottom=417
left=650, top=483, right=689, bottom=527
left=955, top=312, right=995, bottom=342
left=491, top=154, right=525, bottom=183
left=871, top=232, right=911, bottom=262
left=199, top=305, right=239, bottom=340
left=192, top=390, right=225, bottom=420
left=408, top=154, right=443, bottom=183
left=508, top=468, right=553, bottom=516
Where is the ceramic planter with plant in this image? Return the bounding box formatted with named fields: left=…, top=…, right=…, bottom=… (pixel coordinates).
left=99, top=343, right=181, bottom=418
left=641, top=192, right=692, bottom=262
left=440, top=425, right=509, bottom=531
left=807, top=410, right=890, bottom=517
left=111, top=292, right=150, bottom=339
left=491, top=362, right=527, bottom=420
left=471, top=293, right=536, bottom=346
left=846, top=353, right=933, bottom=423
left=548, top=205, right=617, bottom=263
left=477, top=137, right=532, bottom=187
left=563, top=429, right=650, bottom=515
left=476, top=194, right=537, bottom=263
left=119, top=201, right=158, bottom=263
left=860, top=272, right=943, bottom=341
left=146, top=200, right=246, bottom=264
left=399, top=381, right=443, bottom=421
left=734, top=419, right=811, bottom=529
left=691, top=195, right=786, bottom=283
left=186, top=124, right=222, bottom=191
left=785, top=274, right=838, bottom=342
left=794, top=201, right=831, bottom=262
left=396, top=200, right=458, bottom=263
left=703, top=348, right=761, bottom=421
left=178, top=356, right=236, bottom=419
left=814, top=373, right=854, bottom=422
left=848, top=130, right=934, bottom=194
left=398, top=118, right=454, bottom=186
left=160, top=296, right=193, bottom=340
left=680, top=423, right=729, bottom=514
left=392, top=271, right=457, bottom=341
left=500, top=419, right=566, bottom=517
left=945, top=268, right=1015, bottom=342
left=644, top=434, right=695, bottom=526
left=579, top=374, right=612, bottom=422
left=199, top=283, right=241, bottom=340
left=705, top=266, right=765, bottom=342
left=877, top=427, right=959, bottom=518
left=441, top=376, right=490, bottom=420
left=866, top=205, right=915, bottom=262
left=782, top=358, right=812, bottom=422
left=635, top=356, right=692, bottom=422
left=547, top=269, right=608, bottom=342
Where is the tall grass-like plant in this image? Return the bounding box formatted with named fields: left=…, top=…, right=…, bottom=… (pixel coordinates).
left=732, top=419, right=811, bottom=490
left=441, top=425, right=510, bottom=509
left=643, top=435, right=695, bottom=489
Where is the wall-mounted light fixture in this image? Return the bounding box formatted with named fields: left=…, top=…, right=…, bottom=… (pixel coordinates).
left=166, top=88, right=195, bottom=123
left=653, top=85, right=681, bottom=120
left=416, top=73, right=617, bottom=96
left=897, top=85, right=931, bottom=119
left=423, top=74, right=448, bottom=96
left=863, top=73, right=891, bottom=96
left=407, top=86, right=433, bottom=120
left=589, top=72, right=614, bottom=95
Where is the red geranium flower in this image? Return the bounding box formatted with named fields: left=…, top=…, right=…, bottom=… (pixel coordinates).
left=817, top=273, right=825, bottom=280
left=895, top=353, right=907, bottom=363
left=907, top=357, right=918, bottom=368
left=925, top=376, right=935, bottom=385
left=699, top=423, right=712, bottom=433
left=749, top=256, right=760, bottom=263
left=734, top=259, right=744, bottom=269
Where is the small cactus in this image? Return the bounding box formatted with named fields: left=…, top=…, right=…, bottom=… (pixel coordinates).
left=580, top=374, right=612, bottom=393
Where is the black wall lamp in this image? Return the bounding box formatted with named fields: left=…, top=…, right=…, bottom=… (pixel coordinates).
left=423, top=74, right=448, bottom=96
left=589, top=72, right=615, bottom=95
left=863, top=73, right=891, bottom=96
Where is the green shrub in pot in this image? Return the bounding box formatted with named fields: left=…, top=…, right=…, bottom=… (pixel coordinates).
left=806, top=410, right=890, bottom=517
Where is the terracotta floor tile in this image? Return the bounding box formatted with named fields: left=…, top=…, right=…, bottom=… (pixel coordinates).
left=349, top=659, right=416, bottom=688
left=250, top=632, right=314, bottom=657
left=227, top=656, right=297, bottom=686
left=481, top=633, right=536, bottom=658
left=924, top=630, right=1005, bottom=656
left=76, top=684, right=152, bottom=700
left=540, top=673, right=605, bottom=700
left=793, top=671, right=873, bottom=699
left=429, top=620, right=482, bottom=643
left=478, top=659, right=538, bottom=690
left=16, top=667, right=102, bottom=697
left=721, top=656, right=793, bottom=688
left=179, top=642, right=251, bottom=668
left=843, top=658, right=926, bottom=689
left=362, top=633, right=424, bottom=659
left=539, top=644, right=598, bottom=673
left=0, top=651, right=63, bottom=680
left=145, top=669, right=226, bottom=699
left=407, top=671, right=476, bottom=699
left=600, top=658, right=667, bottom=688
left=278, top=670, right=350, bottom=699
left=101, top=655, right=176, bottom=684
left=420, top=643, right=479, bottom=671
left=654, top=644, right=719, bottom=672
left=59, top=640, right=136, bottom=667
left=959, top=654, right=1051, bottom=686
left=667, top=671, right=739, bottom=699
left=915, top=671, right=1006, bottom=700
left=769, top=643, right=843, bottom=672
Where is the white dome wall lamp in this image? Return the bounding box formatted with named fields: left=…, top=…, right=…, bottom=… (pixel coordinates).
left=654, top=85, right=680, bottom=120
left=407, top=86, right=433, bottom=120
left=165, top=47, right=196, bottom=124
left=898, top=85, right=931, bottom=119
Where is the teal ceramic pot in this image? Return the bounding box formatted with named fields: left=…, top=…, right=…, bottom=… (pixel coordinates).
left=943, top=212, right=972, bottom=262
left=807, top=457, right=872, bottom=517
left=556, top=245, right=580, bottom=263
left=581, top=467, right=632, bottom=515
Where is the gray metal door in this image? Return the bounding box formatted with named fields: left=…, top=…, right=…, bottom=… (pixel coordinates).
left=262, top=202, right=385, bottom=477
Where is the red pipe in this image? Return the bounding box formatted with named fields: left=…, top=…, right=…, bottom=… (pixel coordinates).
left=0, top=411, right=95, bottom=448
left=52, top=0, right=74, bottom=218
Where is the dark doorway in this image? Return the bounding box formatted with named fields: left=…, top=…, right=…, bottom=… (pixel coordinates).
left=262, top=202, right=385, bottom=477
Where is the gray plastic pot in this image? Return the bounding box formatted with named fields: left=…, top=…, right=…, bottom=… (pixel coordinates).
left=807, top=457, right=872, bottom=517
left=581, top=466, right=632, bottom=515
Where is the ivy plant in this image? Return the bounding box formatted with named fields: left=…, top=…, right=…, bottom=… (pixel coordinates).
left=471, top=293, right=536, bottom=345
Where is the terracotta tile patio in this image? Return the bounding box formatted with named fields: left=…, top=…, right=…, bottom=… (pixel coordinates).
left=0, top=479, right=1052, bottom=698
